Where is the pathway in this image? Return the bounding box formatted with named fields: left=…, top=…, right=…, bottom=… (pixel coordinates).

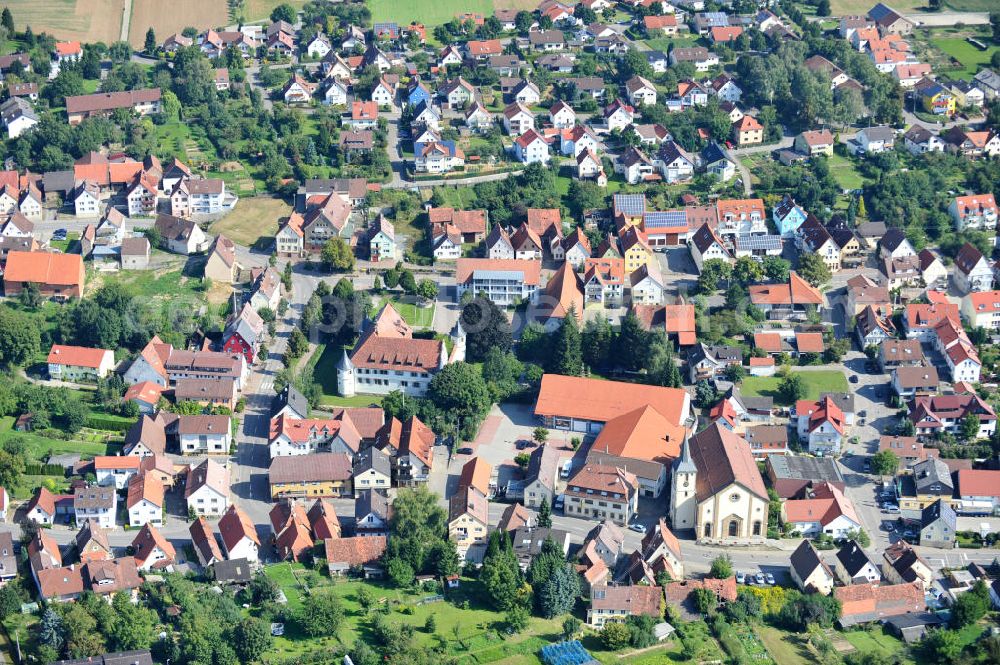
left=119, top=0, right=132, bottom=43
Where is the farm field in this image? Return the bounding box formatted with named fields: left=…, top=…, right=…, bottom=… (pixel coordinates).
left=127, top=0, right=230, bottom=47
left=209, top=196, right=289, bottom=247
left=369, top=0, right=505, bottom=27
left=4, top=0, right=125, bottom=44
left=928, top=36, right=999, bottom=79
left=741, top=370, right=850, bottom=405
left=244, top=0, right=310, bottom=23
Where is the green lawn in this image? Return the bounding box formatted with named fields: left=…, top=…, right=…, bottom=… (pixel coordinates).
left=378, top=296, right=435, bottom=328
left=309, top=344, right=386, bottom=408
left=929, top=37, right=999, bottom=79
left=843, top=628, right=907, bottom=658
left=368, top=0, right=493, bottom=26
left=826, top=153, right=866, bottom=191
left=741, top=371, right=850, bottom=405
left=644, top=34, right=701, bottom=52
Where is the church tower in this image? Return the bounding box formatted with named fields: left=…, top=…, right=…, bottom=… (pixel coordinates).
left=669, top=433, right=698, bottom=532
left=449, top=319, right=466, bottom=363
left=336, top=349, right=355, bottom=397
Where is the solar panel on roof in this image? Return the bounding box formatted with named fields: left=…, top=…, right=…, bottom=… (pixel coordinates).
left=643, top=211, right=687, bottom=228
left=613, top=194, right=646, bottom=216
left=735, top=235, right=782, bottom=251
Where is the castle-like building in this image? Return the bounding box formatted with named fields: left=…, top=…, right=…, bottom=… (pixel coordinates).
left=670, top=422, right=769, bottom=545
left=336, top=302, right=465, bottom=398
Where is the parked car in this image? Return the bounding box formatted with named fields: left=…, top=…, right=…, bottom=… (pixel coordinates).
left=560, top=460, right=573, bottom=479
left=755, top=573, right=766, bottom=585
left=456, top=447, right=473, bottom=455
left=765, top=573, right=775, bottom=585
left=736, top=572, right=746, bottom=584
left=884, top=504, right=900, bottom=514
left=52, top=228, right=67, bottom=240
left=629, top=522, right=647, bottom=534
left=553, top=495, right=564, bottom=511
left=850, top=375, right=859, bottom=384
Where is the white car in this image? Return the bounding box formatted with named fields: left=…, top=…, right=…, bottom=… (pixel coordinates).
left=755, top=573, right=766, bottom=585
left=736, top=572, right=746, bottom=584
left=629, top=522, right=647, bottom=534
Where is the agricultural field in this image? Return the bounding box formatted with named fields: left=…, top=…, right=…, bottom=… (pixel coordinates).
left=127, top=0, right=230, bottom=47
left=741, top=370, right=850, bottom=405
left=4, top=0, right=125, bottom=44
left=244, top=0, right=310, bottom=23
left=368, top=0, right=543, bottom=27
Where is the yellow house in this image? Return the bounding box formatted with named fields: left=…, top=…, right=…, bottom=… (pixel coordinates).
left=896, top=459, right=957, bottom=516
left=448, top=486, right=489, bottom=559
left=269, top=453, right=353, bottom=499
left=204, top=234, right=238, bottom=283
left=620, top=226, right=651, bottom=274
left=920, top=84, right=955, bottom=116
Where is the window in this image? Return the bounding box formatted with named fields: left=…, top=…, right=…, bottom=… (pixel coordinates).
left=704, top=524, right=712, bottom=537
left=728, top=520, right=739, bottom=537
left=753, top=521, right=762, bottom=536
left=730, top=493, right=740, bottom=502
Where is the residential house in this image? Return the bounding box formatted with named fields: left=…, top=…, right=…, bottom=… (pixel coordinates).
left=185, top=459, right=230, bottom=516
left=794, top=129, right=835, bottom=157
left=126, top=472, right=164, bottom=527
left=132, top=523, right=175, bottom=571
left=587, top=585, right=662, bottom=628
left=3, top=251, right=85, bottom=300
left=782, top=483, right=862, bottom=539
left=47, top=345, right=115, bottom=382
left=789, top=539, right=836, bottom=595
left=74, top=486, right=117, bottom=529
left=218, top=504, right=260, bottom=562
left=953, top=242, right=993, bottom=293
left=833, top=541, right=881, bottom=585
left=269, top=453, right=353, bottom=499
left=795, top=396, right=848, bottom=455
left=949, top=193, right=997, bottom=232
left=153, top=214, right=209, bottom=254
left=448, top=486, right=489, bottom=560
left=919, top=499, right=956, bottom=549
left=455, top=258, right=541, bottom=305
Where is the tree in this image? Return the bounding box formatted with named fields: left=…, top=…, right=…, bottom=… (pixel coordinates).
left=144, top=27, right=157, bottom=53
left=724, top=364, right=746, bottom=383
left=960, top=412, right=981, bottom=441
left=248, top=572, right=280, bottom=604
left=271, top=3, right=296, bottom=23
left=0, top=308, right=40, bottom=367
left=778, top=592, right=841, bottom=630
left=816, top=0, right=831, bottom=16
left=627, top=615, right=657, bottom=649
left=710, top=554, right=733, bottom=579
left=533, top=427, right=549, bottom=445
left=763, top=256, right=791, bottom=283
left=0, top=449, right=25, bottom=491
left=797, top=254, right=832, bottom=287
left=387, top=557, right=415, bottom=587
left=321, top=237, right=355, bottom=272
left=615, top=310, right=649, bottom=372
left=233, top=617, right=272, bottom=664
left=600, top=621, right=632, bottom=650
left=460, top=298, right=512, bottom=361
left=1, top=8, right=13, bottom=34
left=481, top=530, right=523, bottom=611
left=536, top=562, right=580, bottom=618
left=537, top=496, right=552, bottom=528
left=779, top=373, right=806, bottom=403
left=697, top=259, right=732, bottom=293
left=416, top=279, right=438, bottom=301
left=692, top=587, right=718, bottom=615
left=869, top=450, right=899, bottom=476
left=110, top=592, right=156, bottom=650
left=695, top=380, right=719, bottom=408
left=298, top=591, right=345, bottom=637
left=991, top=12, right=1000, bottom=42
left=562, top=616, right=582, bottom=639
left=39, top=608, right=64, bottom=651
left=287, top=328, right=308, bottom=358
left=108, top=41, right=132, bottom=63
left=548, top=308, right=582, bottom=376
left=925, top=628, right=962, bottom=663
left=733, top=256, right=764, bottom=285
left=428, top=362, right=492, bottom=435
left=949, top=585, right=988, bottom=628
left=582, top=317, right=613, bottom=370
left=0, top=584, right=21, bottom=620
left=387, top=485, right=449, bottom=575
left=505, top=605, right=530, bottom=633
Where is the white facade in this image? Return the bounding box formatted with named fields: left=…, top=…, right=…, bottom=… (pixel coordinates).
left=129, top=498, right=162, bottom=527
left=186, top=485, right=229, bottom=516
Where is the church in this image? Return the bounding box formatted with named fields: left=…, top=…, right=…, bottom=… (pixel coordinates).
left=336, top=302, right=465, bottom=398
left=670, top=422, right=769, bottom=545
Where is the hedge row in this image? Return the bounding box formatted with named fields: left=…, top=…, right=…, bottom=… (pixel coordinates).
left=85, top=415, right=132, bottom=432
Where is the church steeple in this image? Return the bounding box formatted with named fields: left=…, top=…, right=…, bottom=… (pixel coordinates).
left=675, top=431, right=696, bottom=474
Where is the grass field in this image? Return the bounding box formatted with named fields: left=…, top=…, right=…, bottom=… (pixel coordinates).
left=127, top=0, right=229, bottom=46
left=209, top=196, right=289, bottom=247
left=309, top=344, right=385, bottom=408
left=376, top=296, right=435, bottom=328
left=758, top=626, right=815, bottom=665
left=244, top=0, right=310, bottom=22
left=92, top=255, right=209, bottom=306
left=843, top=628, right=909, bottom=659
left=828, top=0, right=926, bottom=13
left=4, top=0, right=125, bottom=44
left=929, top=37, right=1000, bottom=79
left=741, top=370, right=850, bottom=405
left=827, top=153, right=866, bottom=191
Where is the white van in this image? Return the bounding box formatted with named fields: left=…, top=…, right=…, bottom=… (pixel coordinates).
left=560, top=460, right=573, bottom=479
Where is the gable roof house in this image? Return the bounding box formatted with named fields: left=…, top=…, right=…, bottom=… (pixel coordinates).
left=789, top=539, right=835, bottom=595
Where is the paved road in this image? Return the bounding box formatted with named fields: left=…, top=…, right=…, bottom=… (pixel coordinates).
left=119, top=0, right=132, bottom=43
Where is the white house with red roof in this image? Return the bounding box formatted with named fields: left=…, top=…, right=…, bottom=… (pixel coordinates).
left=47, top=344, right=115, bottom=382
left=796, top=396, right=847, bottom=455
left=514, top=129, right=550, bottom=164
left=781, top=482, right=861, bottom=539
left=218, top=504, right=260, bottom=562
left=933, top=317, right=981, bottom=384
left=949, top=193, right=997, bottom=232
left=962, top=290, right=1000, bottom=330
left=337, top=302, right=465, bottom=398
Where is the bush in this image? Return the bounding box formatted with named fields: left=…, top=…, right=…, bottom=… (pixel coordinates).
left=84, top=415, right=130, bottom=432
